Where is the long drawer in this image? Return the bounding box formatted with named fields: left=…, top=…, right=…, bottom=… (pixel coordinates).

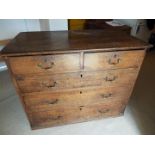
left=8, top=53, right=80, bottom=75
left=23, top=86, right=131, bottom=113
left=84, top=50, right=145, bottom=71
left=28, top=102, right=125, bottom=129
left=16, top=68, right=138, bottom=93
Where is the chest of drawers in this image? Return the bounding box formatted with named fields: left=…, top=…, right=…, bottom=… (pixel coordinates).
left=0, top=30, right=150, bottom=129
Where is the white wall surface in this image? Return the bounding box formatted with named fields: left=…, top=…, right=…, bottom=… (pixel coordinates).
left=39, top=19, right=50, bottom=31
left=0, top=19, right=27, bottom=39
left=25, top=19, right=40, bottom=31
left=0, top=19, right=41, bottom=40
left=116, top=19, right=138, bottom=27
left=0, top=19, right=68, bottom=40
left=49, top=19, right=68, bottom=31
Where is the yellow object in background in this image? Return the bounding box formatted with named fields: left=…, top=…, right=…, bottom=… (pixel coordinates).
left=68, top=19, right=86, bottom=30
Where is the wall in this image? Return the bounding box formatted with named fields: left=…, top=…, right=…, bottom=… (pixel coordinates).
left=39, top=19, right=50, bottom=31
left=0, top=19, right=29, bottom=40
left=116, top=19, right=138, bottom=27
left=0, top=19, right=68, bottom=40
left=49, top=19, right=68, bottom=31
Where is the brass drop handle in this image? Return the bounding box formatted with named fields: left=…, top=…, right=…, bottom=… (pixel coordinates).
left=46, top=99, right=59, bottom=105
left=42, top=81, right=57, bottom=88
left=51, top=115, right=63, bottom=120
left=108, top=54, right=120, bottom=65
left=101, top=93, right=112, bottom=98
left=105, top=76, right=117, bottom=82
left=98, top=109, right=110, bottom=114
left=56, top=116, right=63, bottom=120
left=37, top=61, right=54, bottom=70
left=16, top=75, right=24, bottom=81
left=108, top=58, right=120, bottom=65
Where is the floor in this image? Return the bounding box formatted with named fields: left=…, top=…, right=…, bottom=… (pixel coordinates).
left=0, top=51, right=155, bottom=135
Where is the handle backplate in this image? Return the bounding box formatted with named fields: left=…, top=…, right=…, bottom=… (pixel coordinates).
left=105, top=75, right=117, bottom=82
left=38, top=60, right=54, bottom=70
left=101, top=93, right=112, bottom=98
left=42, top=81, right=57, bottom=88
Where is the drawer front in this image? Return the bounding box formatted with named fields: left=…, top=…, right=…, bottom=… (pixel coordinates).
left=28, top=102, right=125, bottom=129
left=9, top=53, right=80, bottom=75
left=84, top=50, right=145, bottom=71
left=16, top=68, right=138, bottom=93
left=24, top=86, right=131, bottom=113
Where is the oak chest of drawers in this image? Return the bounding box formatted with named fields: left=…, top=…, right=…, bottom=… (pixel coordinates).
left=0, top=30, right=150, bottom=129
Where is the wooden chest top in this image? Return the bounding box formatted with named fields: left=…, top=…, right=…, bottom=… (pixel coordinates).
left=0, top=30, right=149, bottom=56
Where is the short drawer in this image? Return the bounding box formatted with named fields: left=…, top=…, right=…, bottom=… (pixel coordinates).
left=16, top=68, right=138, bottom=93
left=84, top=50, right=145, bottom=71
left=9, top=53, right=80, bottom=75
left=23, top=86, right=131, bottom=113
left=28, top=101, right=125, bottom=129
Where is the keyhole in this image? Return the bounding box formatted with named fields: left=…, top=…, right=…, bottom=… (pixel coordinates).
left=114, top=54, right=117, bottom=58
left=79, top=106, right=84, bottom=111
left=80, top=91, right=82, bottom=94
left=44, top=58, right=48, bottom=62
left=80, top=74, right=83, bottom=78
